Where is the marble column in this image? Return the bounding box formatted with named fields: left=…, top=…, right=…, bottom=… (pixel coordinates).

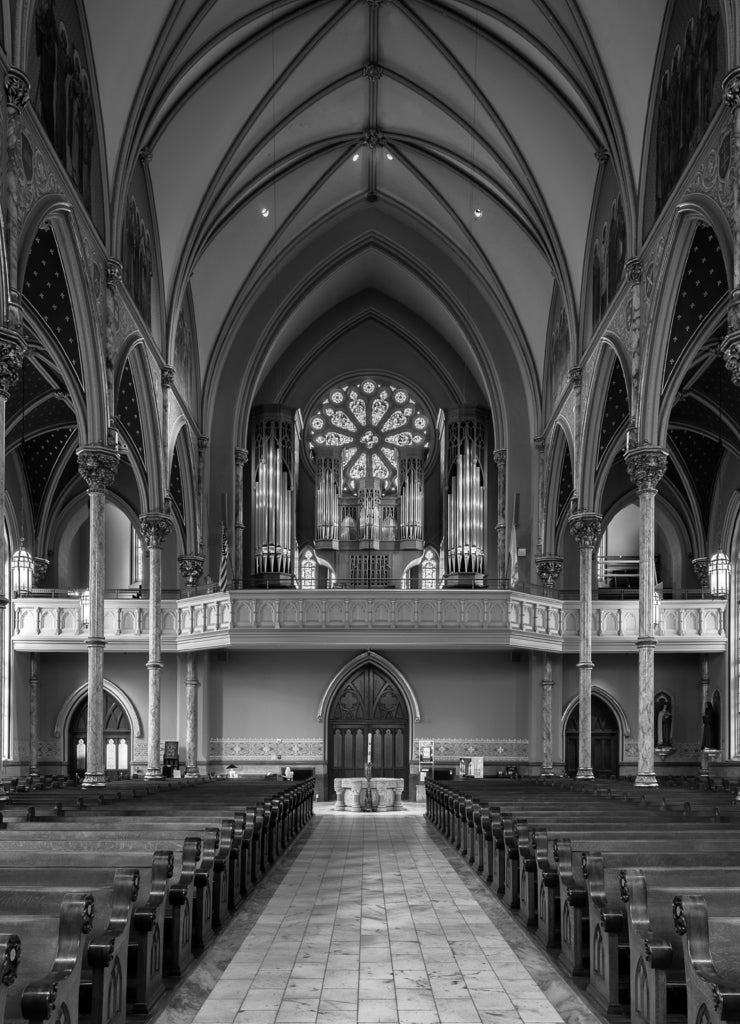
left=184, top=653, right=200, bottom=776
left=178, top=554, right=204, bottom=596
left=77, top=445, right=119, bottom=787
left=494, top=449, right=506, bottom=583
left=625, top=258, right=642, bottom=422
left=721, top=69, right=740, bottom=384
left=625, top=444, right=668, bottom=788
left=140, top=512, right=172, bottom=780
left=568, top=511, right=602, bottom=780
left=569, top=368, right=583, bottom=498
left=234, top=448, right=248, bottom=588
left=28, top=652, right=39, bottom=780
left=541, top=654, right=554, bottom=776
left=197, top=436, right=208, bottom=555
left=534, top=436, right=545, bottom=556
left=161, top=366, right=175, bottom=497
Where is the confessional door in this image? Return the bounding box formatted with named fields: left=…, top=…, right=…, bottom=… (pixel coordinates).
left=328, top=666, right=409, bottom=798
left=564, top=695, right=619, bottom=778
left=68, top=692, right=132, bottom=780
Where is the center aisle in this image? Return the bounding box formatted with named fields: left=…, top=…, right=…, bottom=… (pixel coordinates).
left=151, top=802, right=606, bottom=1024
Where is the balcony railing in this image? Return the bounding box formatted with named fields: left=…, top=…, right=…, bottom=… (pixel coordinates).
left=11, top=589, right=727, bottom=653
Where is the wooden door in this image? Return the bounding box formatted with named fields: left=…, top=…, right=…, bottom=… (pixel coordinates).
left=328, top=667, right=409, bottom=797
left=564, top=696, right=619, bottom=778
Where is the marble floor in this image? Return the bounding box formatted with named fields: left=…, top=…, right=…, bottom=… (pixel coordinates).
left=147, top=801, right=607, bottom=1024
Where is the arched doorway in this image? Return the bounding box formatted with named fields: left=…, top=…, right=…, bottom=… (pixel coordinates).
left=565, top=695, right=619, bottom=778
left=69, top=692, right=132, bottom=780
left=327, top=665, right=409, bottom=795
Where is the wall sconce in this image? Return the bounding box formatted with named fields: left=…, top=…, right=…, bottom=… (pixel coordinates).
left=79, top=589, right=90, bottom=628
left=708, top=551, right=730, bottom=598
left=11, top=540, right=34, bottom=597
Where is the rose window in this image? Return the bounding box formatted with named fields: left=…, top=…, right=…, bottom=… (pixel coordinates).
left=307, top=380, right=430, bottom=492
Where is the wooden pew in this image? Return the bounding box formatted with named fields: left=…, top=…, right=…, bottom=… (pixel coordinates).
left=0, top=932, right=20, bottom=1024
left=673, top=891, right=740, bottom=1024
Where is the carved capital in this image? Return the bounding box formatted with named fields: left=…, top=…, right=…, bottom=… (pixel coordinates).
left=624, top=444, right=668, bottom=493
left=32, top=557, right=49, bottom=587
left=568, top=366, right=582, bottom=388
left=625, top=257, right=642, bottom=285
left=568, top=512, right=602, bottom=550
left=535, top=555, right=564, bottom=588
left=0, top=329, right=25, bottom=399
left=139, top=513, right=173, bottom=549
left=533, top=436, right=545, bottom=452
left=4, top=69, right=29, bottom=112
left=105, top=258, right=123, bottom=290
left=77, top=446, right=119, bottom=492
left=722, top=333, right=740, bottom=387
left=178, top=554, right=205, bottom=588
left=198, top=435, right=209, bottom=454
left=722, top=68, right=740, bottom=110
left=691, top=556, right=709, bottom=588
left=161, top=366, right=176, bottom=390
left=139, top=146, right=152, bottom=164
left=493, top=448, right=506, bottom=469
left=235, top=447, right=249, bottom=468
left=363, top=63, right=383, bottom=80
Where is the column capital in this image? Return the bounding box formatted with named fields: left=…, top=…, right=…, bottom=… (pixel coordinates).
left=533, top=435, right=545, bottom=452
left=568, top=511, right=602, bottom=549
left=568, top=366, right=582, bottom=388
left=198, top=435, right=209, bottom=453
left=493, top=448, right=506, bottom=468
left=624, top=444, right=668, bottom=493
left=722, top=68, right=740, bottom=109
left=139, top=512, right=172, bottom=549
left=535, top=555, right=564, bottom=588
left=161, top=366, right=176, bottom=390
left=722, top=334, right=740, bottom=387
left=692, top=556, right=709, bottom=589
left=178, top=554, right=205, bottom=588
left=0, top=329, right=25, bottom=399
left=625, top=257, right=642, bottom=285
left=4, top=69, right=29, bottom=112
left=77, top=445, right=119, bottom=492
left=235, top=447, right=249, bottom=467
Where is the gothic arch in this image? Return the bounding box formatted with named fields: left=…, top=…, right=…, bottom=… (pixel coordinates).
left=54, top=679, right=143, bottom=764
left=560, top=686, right=631, bottom=761
left=317, top=651, right=421, bottom=724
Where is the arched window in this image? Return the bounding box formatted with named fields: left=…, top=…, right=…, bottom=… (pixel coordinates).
left=421, top=549, right=438, bottom=589
left=300, top=549, right=317, bottom=589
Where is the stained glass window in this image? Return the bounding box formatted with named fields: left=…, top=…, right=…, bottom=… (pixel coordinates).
left=307, top=379, right=430, bottom=493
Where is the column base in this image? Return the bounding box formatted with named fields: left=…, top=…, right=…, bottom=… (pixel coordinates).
left=145, top=769, right=164, bottom=780
left=184, top=766, right=200, bottom=777
left=633, top=772, right=659, bottom=788
left=539, top=769, right=555, bottom=777
left=81, top=772, right=106, bottom=788
left=575, top=768, right=595, bottom=780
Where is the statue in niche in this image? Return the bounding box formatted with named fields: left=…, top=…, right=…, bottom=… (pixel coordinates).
left=701, top=699, right=719, bottom=750
left=655, top=693, right=673, bottom=748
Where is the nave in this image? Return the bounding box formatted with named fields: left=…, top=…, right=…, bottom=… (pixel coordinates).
left=151, top=803, right=603, bottom=1024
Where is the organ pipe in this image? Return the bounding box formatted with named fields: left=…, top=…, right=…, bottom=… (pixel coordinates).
left=251, top=408, right=296, bottom=578
left=444, top=411, right=487, bottom=578
left=313, top=448, right=341, bottom=542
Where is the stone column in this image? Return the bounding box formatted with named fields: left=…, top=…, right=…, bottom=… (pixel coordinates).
left=178, top=554, right=204, bottom=596
left=234, top=448, right=248, bottom=588
left=570, top=368, right=583, bottom=498
left=534, top=436, right=545, bottom=556
left=184, top=653, right=200, bottom=776
left=625, top=258, right=642, bottom=425
left=625, top=444, right=668, bottom=788
left=699, top=654, right=711, bottom=785
left=197, top=436, right=208, bottom=555
left=541, top=654, right=554, bottom=776
left=77, top=445, right=119, bottom=787
left=721, top=69, right=740, bottom=379
left=494, top=449, right=506, bottom=583
left=28, top=652, right=39, bottom=780
left=568, top=511, right=602, bottom=780
left=140, top=513, right=172, bottom=780
left=161, top=366, right=175, bottom=496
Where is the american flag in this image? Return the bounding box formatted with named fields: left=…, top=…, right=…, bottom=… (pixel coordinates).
left=219, top=523, right=233, bottom=591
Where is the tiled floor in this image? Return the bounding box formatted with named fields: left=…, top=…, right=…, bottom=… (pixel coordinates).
left=149, top=802, right=606, bottom=1024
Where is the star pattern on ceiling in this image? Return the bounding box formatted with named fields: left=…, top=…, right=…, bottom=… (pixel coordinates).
left=168, top=448, right=185, bottom=532
left=598, top=356, right=629, bottom=465
left=22, top=228, right=82, bottom=385
left=662, top=224, right=727, bottom=392
left=666, top=425, right=721, bottom=532
left=557, top=444, right=574, bottom=520
left=20, top=427, right=76, bottom=528
left=116, top=360, right=146, bottom=467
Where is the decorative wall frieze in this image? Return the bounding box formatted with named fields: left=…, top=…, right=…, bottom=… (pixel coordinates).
left=209, top=737, right=324, bottom=761
left=414, top=738, right=529, bottom=761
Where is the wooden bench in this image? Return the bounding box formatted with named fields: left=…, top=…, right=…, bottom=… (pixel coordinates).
left=673, top=890, right=740, bottom=1024
left=0, top=933, right=20, bottom=1024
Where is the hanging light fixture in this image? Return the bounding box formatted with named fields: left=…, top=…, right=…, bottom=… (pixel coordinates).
left=11, top=355, right=34, bottom=597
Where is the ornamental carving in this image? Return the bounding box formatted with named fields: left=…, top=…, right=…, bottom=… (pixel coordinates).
left=568, top=366, right=582, bottom=388
left=362, top=64, right=383, bottom=81
left=535, top=556, right=564, bottom=588
left=686, top=129, right=734, bottom=224
left=363, top=128, right=385, bottom=148
left=178, top=555, right=204, bottom=588
left=139, top=513, right=173, bottom=549
left=568, top=512, right=602, bottom=549
left=4, top=70, right=30, bottom=112
left=234, top=447, right=248, bottom=468
left=722, top=68, right=740, bottom=109
left=16, top=137, right=62, bottom=225
left=691, top=557, right=709, bottom=588
left=722, top=335, right=740, bottom=386
left=0, top=331, right=25, bottom=399
left=624, top=445, right=668, bottom=492
left=625, top=258, right=642, bottom=285
left=161, top=366, right=176, bottom=390
left=77, top=446, right=119, bottom=491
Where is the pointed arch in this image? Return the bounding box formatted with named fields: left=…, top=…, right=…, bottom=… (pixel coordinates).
left=542, top=422, right=575, bottom=554
left=54, top=678, right=143, bottom=764
left=561, top=686, right=631, bottom=767
left=317, top=650, right=421, bottom=723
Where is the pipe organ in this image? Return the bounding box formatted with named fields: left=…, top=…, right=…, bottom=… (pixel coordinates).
left=251, top=407, right=297, bottom=585
left=313, top=447, right=341, bottom=544
left=398, top=447, right=425, bottom=542
left=444, top=410, right=487, bottom=585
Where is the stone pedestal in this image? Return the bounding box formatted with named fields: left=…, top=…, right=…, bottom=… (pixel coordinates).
left=333, top=777, right=405, bottom=811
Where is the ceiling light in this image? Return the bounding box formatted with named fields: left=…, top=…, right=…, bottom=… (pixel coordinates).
left=474, top=208, right=482, bottom=219
left=352, top=153, right=360, bottom=162
left=386, top=152, right=393, bottom=161
left=261, top=207, right=269, bottom=218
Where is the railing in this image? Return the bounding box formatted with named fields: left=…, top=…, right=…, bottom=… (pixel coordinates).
left=11, top=589, right=727, bottom=653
